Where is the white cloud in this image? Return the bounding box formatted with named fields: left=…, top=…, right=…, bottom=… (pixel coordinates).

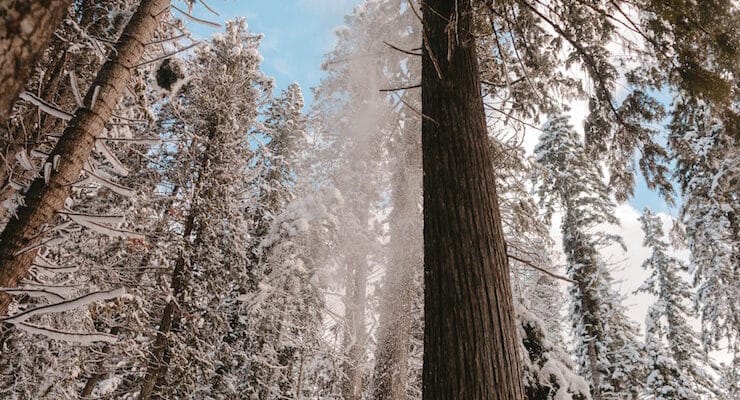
left=548, top=202, right=688, bottom=334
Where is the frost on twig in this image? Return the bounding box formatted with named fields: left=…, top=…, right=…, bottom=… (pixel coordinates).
left=0, top=288, right=65, bottom=303
left=19, top=91, right=73, bottom=121
left=95, top=139, right=130, bottom=176
left=77, top=169, right=135, bottom=197
left=17, top=322, right=118, bottom=344
left=1, top=288, right=125, bottom=324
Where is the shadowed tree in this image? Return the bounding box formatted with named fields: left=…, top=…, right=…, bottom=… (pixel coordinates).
left=0, top=0, right=72, bottom=122
left=420, top=0, right=525, bottom=399
left=0, top=0, right=171, bottom=315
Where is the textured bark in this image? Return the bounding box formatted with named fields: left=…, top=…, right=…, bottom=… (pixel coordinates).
left=372, top=131, right=421, bottom=400
left=341, top=204, right=369, bottom=400
left=0, top=0, right=170, bottom=315
left=420, top=0, right=525, bottom=399
left=0, top=0, right=72, bottom=122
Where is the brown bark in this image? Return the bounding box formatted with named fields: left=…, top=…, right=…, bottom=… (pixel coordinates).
left=138, top=134, right=213, bottom=400
left=0, top=0, right=170, bottom=315
left=420, top=0, right=525, bottom=399
left=0, top=0, right=72, bottom=122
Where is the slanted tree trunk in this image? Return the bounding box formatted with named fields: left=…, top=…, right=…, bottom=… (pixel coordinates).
left=0, top=0, right=170, bottom=315
left=420, top=0, right=525, bottom=399
left=0, top=0, right=72, bottom=122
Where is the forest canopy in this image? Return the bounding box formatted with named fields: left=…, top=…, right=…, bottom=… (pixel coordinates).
left=0, top=0, right=736, bottom=399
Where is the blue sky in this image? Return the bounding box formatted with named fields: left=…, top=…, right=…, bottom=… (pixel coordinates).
left=180, top=0, right=673, bottom=215
left=181, top=0, right=360, bottom=105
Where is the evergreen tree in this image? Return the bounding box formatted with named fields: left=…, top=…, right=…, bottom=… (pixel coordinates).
left=137, top=19, right=270, bottom=399
left=421, top=0, right=525, bottom=398
left=637, top=208, right=720, bottom=399
left=535, top=111, right=646, bottom=400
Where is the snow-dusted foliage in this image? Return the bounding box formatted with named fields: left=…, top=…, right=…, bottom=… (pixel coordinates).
left=517, top=306, right=591, bottom=400
left=0, top=1, right=736, bottom=399
left=638, top=208, right=721, bottom=399
left=134, top=18, right=272, bottom=399
left=535, top=111, right=647, bottom=399
left=670, top=100, right=739, bottom=380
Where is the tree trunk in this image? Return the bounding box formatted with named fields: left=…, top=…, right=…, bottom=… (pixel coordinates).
left=372, top=134, right=420, bottom=400
left=138, top=134, right=214, bottom=400
left=563, top=204, right=605, bottom=400
left=0, top=0, right=170, bottom=315
left=420, top=0, right=525, bottom=399
left=341, top=204, right=369, bottom=400
left=0, top=0, right=72, bottom=122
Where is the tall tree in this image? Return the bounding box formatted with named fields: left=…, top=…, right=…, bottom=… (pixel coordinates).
left=421, top=0, right=525, bottom=398
left=0, top=0, right=72, bottom=122
left=534, top=112, right=646, bottom=400
left=637, top=208, right=719, bottom=399
left=0, top=0, right=171, bottom=315
left=137, top=19, right=268, bottom=399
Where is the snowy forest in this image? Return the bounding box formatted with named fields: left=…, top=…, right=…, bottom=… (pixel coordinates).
left=0, top=0, right=737, bottom=399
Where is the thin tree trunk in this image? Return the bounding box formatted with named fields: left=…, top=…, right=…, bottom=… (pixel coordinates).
left=0, top=0, right=72, bottom=122
left=420, top=0, right=525, bottom=399
left=563, top=204, right=605, bottom=400
left=372, top=139, right=420, bottom=400
left=0, top=0, right=169, bottom=315
left=342, top=204, right=369, bottom=400
left=138, top=134, right=213, bottom=400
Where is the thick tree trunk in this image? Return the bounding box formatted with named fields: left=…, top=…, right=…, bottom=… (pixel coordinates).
left=372, top=134, right=420, bottom=400
left=341, top=204, right=369, bottom=400
left=420, top=1, right=525, bottom=399
left=0, top=0, right=170, bottom=315
left=0, top=0, right=72, bottom=122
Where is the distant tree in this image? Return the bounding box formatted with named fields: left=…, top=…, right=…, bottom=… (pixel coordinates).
left=535, top=112, right=646, bottom=400
left=637, top=208, right=720, bottom=399
left=137, top=19, right=269, bottom=399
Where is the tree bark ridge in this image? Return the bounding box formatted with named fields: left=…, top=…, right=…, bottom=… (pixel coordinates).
left=421, top=0, right=525, bottom=398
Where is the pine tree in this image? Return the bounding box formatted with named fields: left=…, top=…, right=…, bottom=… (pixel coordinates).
left=535, top=111, right=646, bottom=400
left=638, top=208, right=719, bottom=399
left=630, top=5, right=738, bottom=368
left=137, top=19, right=269, bottom=399
left=0, top=0, right=171, bottom=315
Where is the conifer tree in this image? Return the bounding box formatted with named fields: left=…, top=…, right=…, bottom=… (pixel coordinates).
left=0, top=0, right=171, bottom=315
left=638, top=208, right=719, bottom=399
left=535, top=111, right=646, bottom=400
left=137, top=19, right=269, bottom=399
left=421, top=0, right=525, bottom=398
